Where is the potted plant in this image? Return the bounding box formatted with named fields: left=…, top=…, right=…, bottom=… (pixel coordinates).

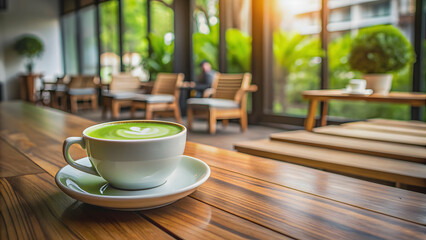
left=13, top=35, right=44, bottom=74
left=348, top=25, right=415, bottom=94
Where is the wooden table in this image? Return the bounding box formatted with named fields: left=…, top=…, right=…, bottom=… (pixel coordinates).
left=302, top=90, right=426, bottom=131
left=1, top=101, right=425, bottom=239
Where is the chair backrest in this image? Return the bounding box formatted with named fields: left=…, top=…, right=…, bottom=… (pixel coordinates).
left=212, top=73, right=251, bottom=103
left=68, top=75, right=98, bottom=89
left=152, top=73, right=184, bottom=100
left=110, top=74, right=140, bottom=92
left=57, top=75, right=70, bottom=85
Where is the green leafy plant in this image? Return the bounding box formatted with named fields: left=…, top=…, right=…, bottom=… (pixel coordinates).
left=143, top=33, right=174, bottom=80
left=226, top=29, right=251, bottom=73
left=328, top=31, right=413, bottom=120
left=348, top=25, right=415, bottom=74
left=13, top=35, right=44, bottom=73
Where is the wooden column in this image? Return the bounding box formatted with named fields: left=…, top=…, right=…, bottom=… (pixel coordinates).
left=174, top=0, right=193, bottom=116
left=250, top=0, right=271, bottom=123
left=173, top=0, right=192, bottom=81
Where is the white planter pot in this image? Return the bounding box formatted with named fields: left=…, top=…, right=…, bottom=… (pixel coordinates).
left=363, top=74, right=393, bottom=95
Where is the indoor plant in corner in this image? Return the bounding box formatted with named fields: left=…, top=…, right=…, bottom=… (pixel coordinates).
left=14, top=34, right=44, bottom=74
left=348, top=25, right=414, bottom=95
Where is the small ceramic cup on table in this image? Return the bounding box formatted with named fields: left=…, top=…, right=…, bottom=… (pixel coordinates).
left=62, top=120, right=186, bottom=190
left=346, top=79, right=367, bottom=93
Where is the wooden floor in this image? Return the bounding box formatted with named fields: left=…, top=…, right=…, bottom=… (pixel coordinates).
left=235, top=119, right=426, bottom=192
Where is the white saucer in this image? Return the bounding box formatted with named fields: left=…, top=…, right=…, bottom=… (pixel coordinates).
left=341, top=88, right=373, bottom=95
left=55, top=156, right=210, bottom=211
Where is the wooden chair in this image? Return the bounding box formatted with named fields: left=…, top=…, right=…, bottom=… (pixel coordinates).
left=186, top=73, right=257, bottom=134
left=131, top=73, right=184, bottom=123
left=67, top=75, right=99, bottom=113
left=102, top=74, right=142, bottom=119
left=48, top=75, right=69, bottom=110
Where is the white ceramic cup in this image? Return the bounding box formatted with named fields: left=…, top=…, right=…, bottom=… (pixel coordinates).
left=62, top=120, right=187, bottom=190
left=346, top=79, right=366, bottom=92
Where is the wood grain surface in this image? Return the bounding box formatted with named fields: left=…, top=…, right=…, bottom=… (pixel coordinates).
left=2, top=173, right=172, bottom=240
left=192, top=167, right=426, bottom=239
left=367, top=118, right=426, bottom=130
left=303, top=90, right=426, bottom=105
left=270, top=131, right=426, bottom=163
left=1, top=101, right=426, bottom=239
left=342, top=122, right=426, bottom=137
left=313, top=126, right=426, bottom=146
left=185, top=143, right=426, bottom=225
left=234, top=139, right=426, bottom=187
left=0, top=138, right=45, bottom=177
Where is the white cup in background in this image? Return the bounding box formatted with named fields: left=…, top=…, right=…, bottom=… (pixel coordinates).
left=346, top=79, right=366, bottom=92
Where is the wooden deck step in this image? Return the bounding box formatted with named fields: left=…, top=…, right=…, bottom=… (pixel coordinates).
left=313, top=126, right=426, bottom=146
left=341, top=122, right=426, bottom=137
left=270, top=131, right=426, bottom=163
left=234, top=139, right=426, bottom=187
left=367, top=118, right=426, bottom=130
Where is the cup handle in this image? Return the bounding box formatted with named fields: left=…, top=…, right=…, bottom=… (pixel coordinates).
left=63, top=137, right=99, bottom=176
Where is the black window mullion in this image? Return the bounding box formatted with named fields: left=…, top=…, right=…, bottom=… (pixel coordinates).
left=147, top=0, right=152, bottom=57
left=95, top=0, right=101, bottom=78
left=75, top=0, right=83, bottom=74
left=412, top=0, right=425, bottom=121
left=118, top=0, right=124, bottom=72
left=218, top=0, right=227, bottom=73
left=60, top=0, right=67, bottom=74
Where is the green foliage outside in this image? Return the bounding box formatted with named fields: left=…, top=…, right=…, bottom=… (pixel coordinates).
left=193, top=24, right=219, bottom=75
left=122, top=0, right=148, bottom=56
left=143, top=33, right=174, bottom=80
left=96, top=1, right=419, bottom=121
left=349, top=25, right=415, bottom=74
left=99, top=1, right=119, bottom=54
left=226, top=29, right=251, bottom=73
left=272, top=31, right=323, bottom=115
left=100, top=0, right=174, bottom=81
left=225, top=28, right=252, bottom=111
left=150, top=0, right=174, bottom=37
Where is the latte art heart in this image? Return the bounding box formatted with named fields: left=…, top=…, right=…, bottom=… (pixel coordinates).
left=124, top=127, right=160, bottom=135
left=86, top=122, right=183, bottom=140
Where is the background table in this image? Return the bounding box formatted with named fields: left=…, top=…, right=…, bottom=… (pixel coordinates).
left=303, top=90, right=426, bottom=131
left=1, top=101, right=425, bottom=239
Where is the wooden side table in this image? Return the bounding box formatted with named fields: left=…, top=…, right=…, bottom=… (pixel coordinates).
left=302, top=90, right=426, bottom=131
left=20, top=74, right=43, bottom=103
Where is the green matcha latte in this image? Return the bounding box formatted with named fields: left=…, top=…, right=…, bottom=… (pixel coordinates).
left=86, top=122, right=183, bottom=140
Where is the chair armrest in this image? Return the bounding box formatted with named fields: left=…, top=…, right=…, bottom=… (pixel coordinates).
left=245, top=85, right=258, bottom=92
left=202, top=88, right=215, bottom=98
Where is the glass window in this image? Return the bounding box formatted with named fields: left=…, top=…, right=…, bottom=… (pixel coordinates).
left=122, top=0, right=148, bottom=80
left=327, top=0, right=415, bottom=120
left=193, top=0, right=219, bottom=76
left=361, top=1, right=391, bottom=19
left=329, top=7, right=351, bottom=23
left=225, top=0, right=251, bottom=74
left=267, top=0, right=322, bottom=116
left=147, top=0, right=175, bottom=78
left=79, top=5, right=98, bottom=75
left=63, top=13, right=79, bottom=74
left=224, top=0, right=252, bottom=112
left=99, top=0, right=120, bottom=83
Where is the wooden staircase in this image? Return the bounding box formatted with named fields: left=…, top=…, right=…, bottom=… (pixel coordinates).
left=234, top=119, right=426, bottom=190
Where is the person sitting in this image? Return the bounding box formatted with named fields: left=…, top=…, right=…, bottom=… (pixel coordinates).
left=182, top=60, right=216, bottom=97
